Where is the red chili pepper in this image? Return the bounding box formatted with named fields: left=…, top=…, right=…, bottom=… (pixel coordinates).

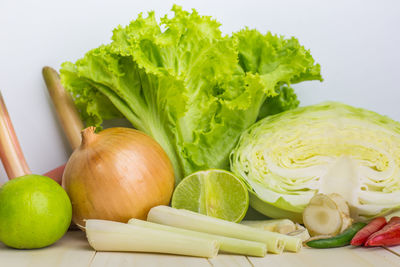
left=350, top=217, right=387, bottom=246
left=365, top=216, right=400, bottom=247
left=387, top=216, right=400, bottom=224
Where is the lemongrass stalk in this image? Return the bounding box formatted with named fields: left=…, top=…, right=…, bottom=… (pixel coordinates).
left=0, top=91, right=31, bottom=179
left=241, top=219, right=296, bottom=234
left=42, top=66, right=84, bottom=150
left=85, top=219, right=219, bottom=258
left=148, top=206, right=302, bottom=254
left=287, top=225, right=310, bottom=242
left=128, top=218, right=267, bottom=257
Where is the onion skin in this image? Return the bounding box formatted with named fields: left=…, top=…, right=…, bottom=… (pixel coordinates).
left=62, top=127, right=174, bottom=227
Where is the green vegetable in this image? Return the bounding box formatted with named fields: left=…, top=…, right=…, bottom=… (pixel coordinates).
left=240, top=219, right=296, bottom=234
left=60, top=5, right=322, bottom=183
left=85, top=219, right=220, bottom=258
left=231, top=102, right=400, bottom=222
left=306, top=222, right=366, bottom=248
left=147, top=205, right=302, bottom=254
left=128, top=218, right=267, bottom=257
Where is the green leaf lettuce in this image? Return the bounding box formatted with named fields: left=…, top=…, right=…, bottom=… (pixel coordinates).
left=60, top=5, right=322, bottom=184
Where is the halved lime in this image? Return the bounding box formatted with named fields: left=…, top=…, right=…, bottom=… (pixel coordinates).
left=171, top=169, right=249, bottom=222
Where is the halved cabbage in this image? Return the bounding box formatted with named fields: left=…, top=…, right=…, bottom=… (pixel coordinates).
left=230, top=102, right=400, bottom=222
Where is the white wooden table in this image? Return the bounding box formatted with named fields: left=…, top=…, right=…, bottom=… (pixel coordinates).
left=1, top=230, right=399, bottom=267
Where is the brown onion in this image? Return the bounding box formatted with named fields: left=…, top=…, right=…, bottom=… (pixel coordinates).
left=62, top=127, right=174, bottom=226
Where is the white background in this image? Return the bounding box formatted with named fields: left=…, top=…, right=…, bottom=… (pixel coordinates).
left=0, top=0, right=399, bottom=183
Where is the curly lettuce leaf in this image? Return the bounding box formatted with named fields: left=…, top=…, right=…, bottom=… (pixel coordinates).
left=233, top=29, right=322, bottom=118
left=61, top=5, right=322, bottom=184
left=257, top=85, right=300, bottom=119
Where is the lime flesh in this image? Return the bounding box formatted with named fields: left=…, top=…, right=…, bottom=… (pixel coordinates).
left=0, top=175, right=72, bottom=249
left=172, top=169, right=249, bottom=222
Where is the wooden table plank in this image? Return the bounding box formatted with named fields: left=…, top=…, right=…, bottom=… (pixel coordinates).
left=1, top=231, right=399, bottom=267
left=91, top=252, right=211, bottom=267
left=385, top=246, right=400, bottom=256
left=248, top=246, right=400, bottom=267
left=0, top=231, right=95, bottom=267
left=208, top=255, right=252, bottom=267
